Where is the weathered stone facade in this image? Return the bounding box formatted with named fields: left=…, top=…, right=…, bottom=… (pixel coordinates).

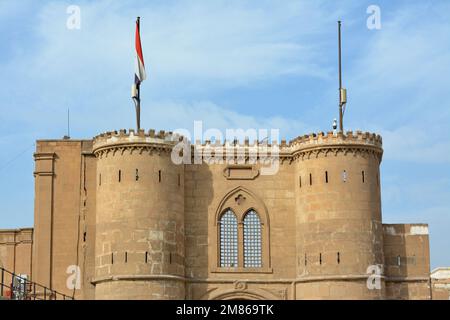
left=0, top=129, right=443, bottom=299
left=431, top=268, right=450, bottom=300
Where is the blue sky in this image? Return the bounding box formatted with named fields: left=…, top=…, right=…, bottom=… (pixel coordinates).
left=0, top=0, right=449, bottom=269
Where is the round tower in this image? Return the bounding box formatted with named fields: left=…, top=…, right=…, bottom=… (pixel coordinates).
left=293, top=131, right=385, bottom=299
left=92, top=129, right=185, bottom=299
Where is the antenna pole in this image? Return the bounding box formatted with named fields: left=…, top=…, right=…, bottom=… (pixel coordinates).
left=338, top=21, right=344, bottom=133
left=67, top=108, right=70, bottom=138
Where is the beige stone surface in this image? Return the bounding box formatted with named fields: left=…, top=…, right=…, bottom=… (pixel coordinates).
left=0, top=129, right=442, bottom=300
left=431, top=267, right=450, bottom=300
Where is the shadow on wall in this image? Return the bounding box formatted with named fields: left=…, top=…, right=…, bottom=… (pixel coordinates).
left=184, top=162, right=213, bottom=299
left=384, top=224, right=410, bottom=299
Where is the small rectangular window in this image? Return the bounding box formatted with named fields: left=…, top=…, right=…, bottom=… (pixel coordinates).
left=125, top=252, right=128, bottom=263
left=309, top=173, right=312, bottom=186
left=111, top=253, right=114, bottom=264
left=342, top=170, right=347, bottom=182
left=362, top=170, right=365, bottom=183
left=319, top=253, right=322, bottom=265
left=99, top=174, right=101, bottom=186
left=337, top=252, right=340, bottom=264
left=83, top=232, right=86, bottom=242
left=118, top=170, right=121, bottom=182
left=325, top=171, right=328, bottom=183
left=158, top=170, right=161, bottom=183
left=136, top=169, right=139, bottom=181
left=145, top=252, right=148, bottom=263
left=299, top=176, right=302, bottom=188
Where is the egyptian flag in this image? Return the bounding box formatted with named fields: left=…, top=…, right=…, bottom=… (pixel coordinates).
left=132, top=17, right=146, bottom=98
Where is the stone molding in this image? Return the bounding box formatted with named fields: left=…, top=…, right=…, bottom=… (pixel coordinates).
left=91, top=274, right=427, bottom=285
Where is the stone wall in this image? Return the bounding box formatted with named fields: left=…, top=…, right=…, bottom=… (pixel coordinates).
left=0, top=228, right=33, bottom=297
left=431, top=267, right=450, bottom=300
left=0, top=129, right=438, bottom=300
left=383, top=224, right=431, bottom=299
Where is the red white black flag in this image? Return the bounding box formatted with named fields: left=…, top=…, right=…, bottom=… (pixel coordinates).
left=132, top=17, right=146, bottom=98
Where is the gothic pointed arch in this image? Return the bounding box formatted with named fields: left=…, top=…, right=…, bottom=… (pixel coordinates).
left=214, top=186, right=269, bottom=226
left=211, top=186, right=272, bottom=273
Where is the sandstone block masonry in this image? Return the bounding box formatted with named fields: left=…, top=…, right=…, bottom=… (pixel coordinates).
left=0, top=129, right=440, bottom=299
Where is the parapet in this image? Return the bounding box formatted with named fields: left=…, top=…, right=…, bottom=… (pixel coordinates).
left=383, top=223, right=429, bottom=237
left=0, top=228, right=33, bottom=244
left=288, top=131, right=383, bottom=161
left=91, top=129, right=383, bottom=161
left=92, top=129, right=183, bottom=155
left=289, top=130, right=382, bottom=148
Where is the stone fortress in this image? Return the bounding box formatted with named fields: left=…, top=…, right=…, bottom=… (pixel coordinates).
left=1, top=127, right=449, bottom=300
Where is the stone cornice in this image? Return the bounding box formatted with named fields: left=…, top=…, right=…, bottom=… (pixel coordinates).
left=33, top=152, right=56, bottom=161
left=91, top=274, right=428, bottom=285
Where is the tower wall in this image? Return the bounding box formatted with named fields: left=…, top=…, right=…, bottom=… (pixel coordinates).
left=93, top=129, right=185, bottom=299
left=294, top=131, right=385, bottom=299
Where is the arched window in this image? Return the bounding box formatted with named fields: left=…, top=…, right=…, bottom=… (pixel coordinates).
left=213, top=186, right=271, bottom=272
left=219, top=210, right=238, bottom=267
left=243, top=210, right=262, bottom=268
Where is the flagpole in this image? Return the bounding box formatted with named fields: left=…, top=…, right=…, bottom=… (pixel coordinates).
left=135, top=87, right=141, bottom=131
left=136, top=17, right=141, bottom=131
left=338, top=20, right=343, bottom=133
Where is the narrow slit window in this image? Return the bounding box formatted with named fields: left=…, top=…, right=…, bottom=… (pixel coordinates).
left=304, top=253, right=307, bottom=266
left=111, top=253, right=114, bottom=264
left=397, top=255, right=401, bottom=266
left=83, top=232, right=86, bottom=242
left=118, top=170, right=121, bottom=182
left=325, top=171, right=328, bottom=183
left=158, top=170, right=161, bottom=183
left=169, top=252, right=172, bottom=264
left=178, top=173, right=181, bottom=187
left=342, top=170, right=347, bottom=182
left=99, top=174, right=101, bottom=186
left=125, top=252, right=128, bottom=263
left=319, top=253, right=322, bottom=265
left=299, top=176, right=302, bottom=188
left=309, top=173, right=312, bottom=186
left=145, top=252, right=148, bottom=263
left=362, top=170, right=365, bottom=183
left=337, top=252, right=340, bottom=264
left=136, top=169, right=139, bottom=181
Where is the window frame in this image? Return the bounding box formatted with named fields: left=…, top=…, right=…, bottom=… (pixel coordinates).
left=218, top=209, right=239, bottom=268
left=243, top=210, right=263, bottom=268
left=212, top=187, right=272, bottom=274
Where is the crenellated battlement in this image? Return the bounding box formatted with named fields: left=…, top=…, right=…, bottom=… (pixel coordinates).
left=289, top=130, right=382, bottom=148
left=93, top=128, right=183, bottom=144
left=92, top=129, right=383, bottom=161
left=288, top=130, right=383, bottom=162
left=92, top=129, right=184, bottom=156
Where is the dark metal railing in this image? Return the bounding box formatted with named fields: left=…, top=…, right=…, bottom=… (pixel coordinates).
left=0, top=267, right=73, bottom=300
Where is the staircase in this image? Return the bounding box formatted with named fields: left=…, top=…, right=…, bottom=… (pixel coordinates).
left=0, top=267, right=73, bottom=300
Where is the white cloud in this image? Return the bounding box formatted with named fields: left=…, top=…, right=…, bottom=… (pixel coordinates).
left=4, top=0, right=337, bottom=98
left=377, top=126, right=450, bottom=164
left=344, top=2, right=450, bottom=165
left=143, top=100, right=312, bottom=139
